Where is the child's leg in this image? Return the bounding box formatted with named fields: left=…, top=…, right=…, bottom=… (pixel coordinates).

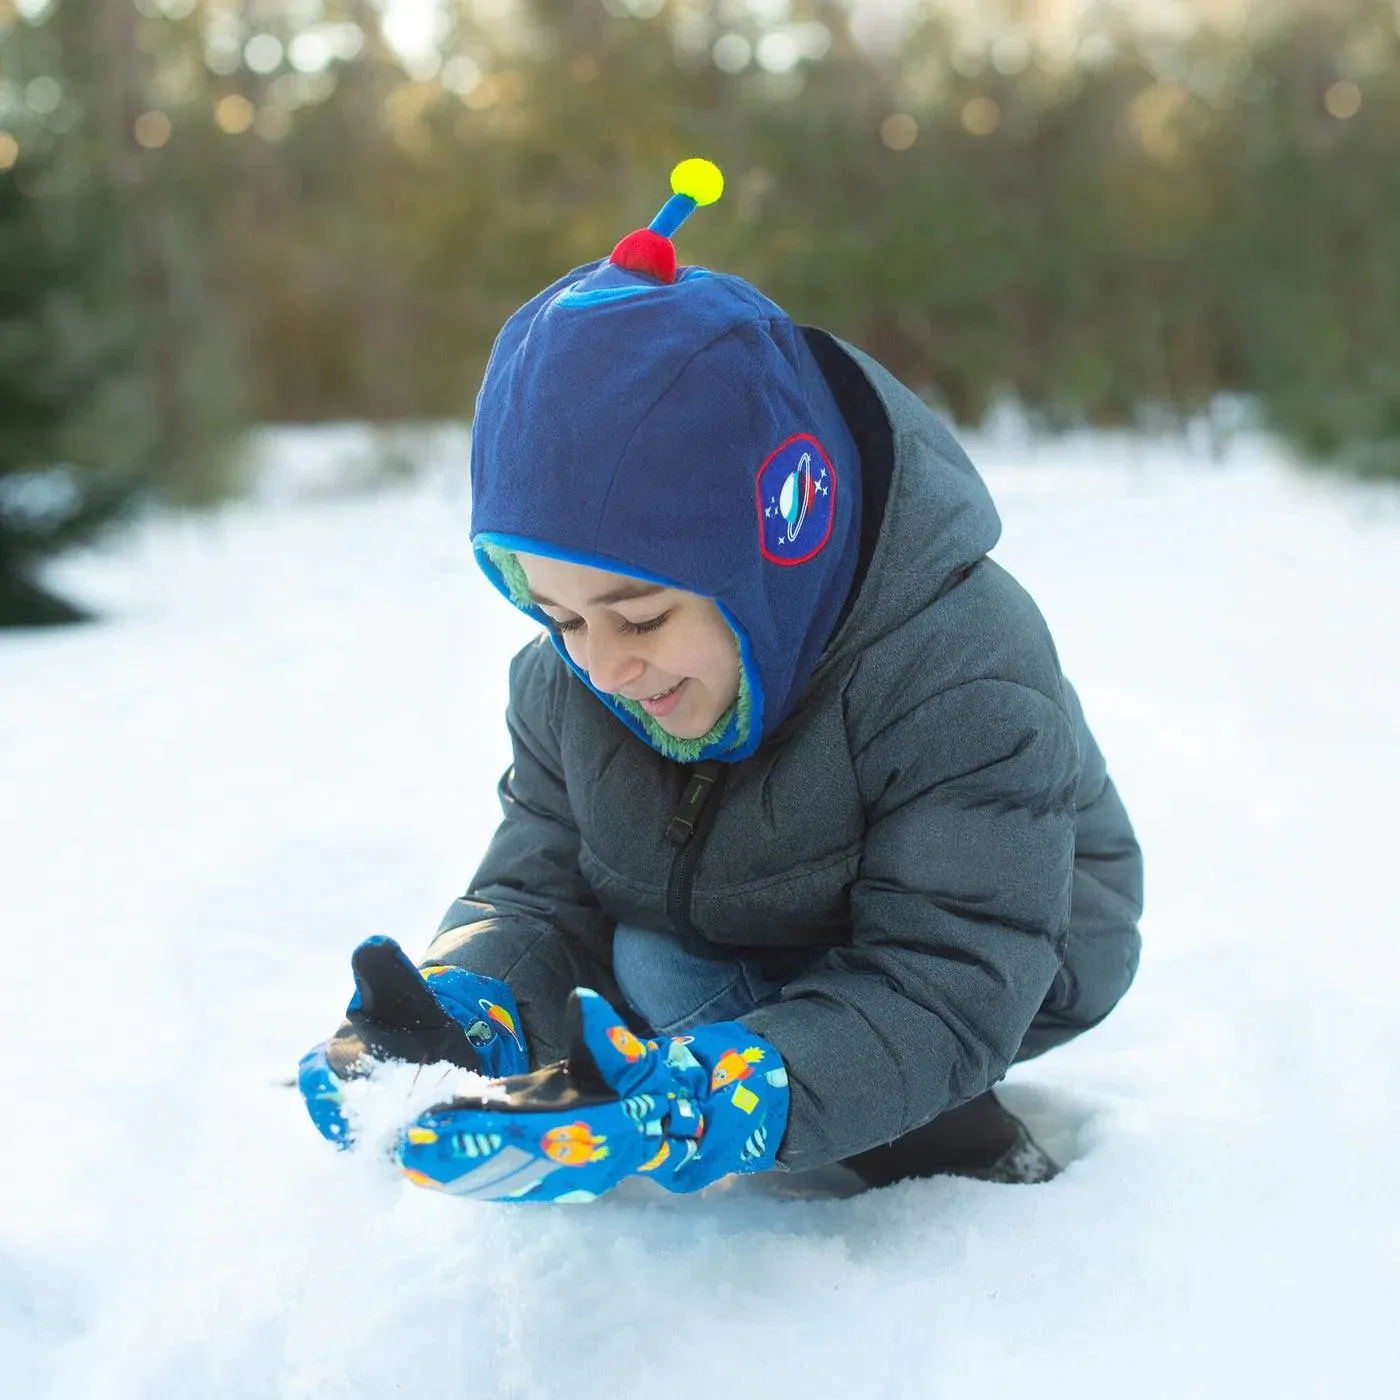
left=610, top=924, right=799, bottom=1036
left=844, top=804, right=1142, bottom=1187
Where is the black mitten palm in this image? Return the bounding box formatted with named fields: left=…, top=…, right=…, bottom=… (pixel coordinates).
left=324, top=937, right=486, bottom=1077
left=299, top=936, right=530, bottom=1146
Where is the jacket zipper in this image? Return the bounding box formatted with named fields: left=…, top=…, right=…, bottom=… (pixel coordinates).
left=665, top=760, right=728, bottom=942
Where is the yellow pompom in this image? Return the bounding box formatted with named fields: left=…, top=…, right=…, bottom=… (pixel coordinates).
left=671, top=158, right=724, bottom=207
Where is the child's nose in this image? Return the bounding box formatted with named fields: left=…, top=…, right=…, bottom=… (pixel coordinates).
left=583, top=632, right=644, bottom=695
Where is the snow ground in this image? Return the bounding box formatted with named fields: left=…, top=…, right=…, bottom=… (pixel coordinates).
left=2, top=425, right=1398, bottom=1399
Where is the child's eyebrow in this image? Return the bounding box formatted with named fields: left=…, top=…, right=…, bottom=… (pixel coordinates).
left=530, top=582, right=668, bottom=608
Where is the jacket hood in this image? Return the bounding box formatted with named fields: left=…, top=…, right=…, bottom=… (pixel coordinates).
left=470, top=256, right=861, bottom=763
left=803, top=339, right=1004, bottom=687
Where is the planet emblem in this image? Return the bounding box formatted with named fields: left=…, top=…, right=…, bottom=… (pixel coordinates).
left=756, top=434, right=835, bottom=565
left=778, top=452, right=816, bottom=543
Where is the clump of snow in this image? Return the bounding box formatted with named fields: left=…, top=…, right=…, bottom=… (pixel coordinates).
left=2, top=426, right=1398, bottom=1399
left=335, top=1058, right=504, bottom=1161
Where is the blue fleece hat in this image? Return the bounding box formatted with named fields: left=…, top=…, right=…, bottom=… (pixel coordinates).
left=471, top=161, right=860, bottom=763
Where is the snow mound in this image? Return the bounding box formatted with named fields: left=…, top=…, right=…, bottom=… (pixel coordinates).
left=2, top=429, right=1398, bottom=1398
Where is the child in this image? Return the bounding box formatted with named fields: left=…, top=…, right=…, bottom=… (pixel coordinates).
left=298, top=161, right=1142, bottom=1201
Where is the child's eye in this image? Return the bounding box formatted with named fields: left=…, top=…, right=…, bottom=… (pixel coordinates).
left=618, top=612, right=670, bottom=637
left=544, top=612, right=670, bottom=638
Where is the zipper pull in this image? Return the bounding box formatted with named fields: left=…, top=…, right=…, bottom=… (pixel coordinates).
left=665, top=761, right=722, bottom=846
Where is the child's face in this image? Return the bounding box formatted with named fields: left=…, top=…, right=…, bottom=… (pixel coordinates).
left=514, top=554, right=741, bottom=739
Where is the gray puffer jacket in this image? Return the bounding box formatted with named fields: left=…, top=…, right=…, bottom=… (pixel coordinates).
left=428, top=342, right=1142, bottom=1172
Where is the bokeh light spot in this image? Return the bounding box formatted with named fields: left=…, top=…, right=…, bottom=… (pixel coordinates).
left=795, top=22, right=831, bottom=62
left=442, top=55, right=483, bottom=96
left=713, top=34, right=752, bottom=75
left=25, top=76, right=62, bottom=115
left=1130, top=82, right=1188, bottom=160
left=289, top=32, right=334, bottom=75
left=991, top=34, right=1030, bottom=76
left=0, top=132, right=18, bottom=171
left=245, top=34, right=284, bottom=76
left=1325, top=81, right=1362, bottom=120
left=880, top=113, right=918, bottom=151
left=961, top=96, right=1001, bottom=136
left=134, top=110, right=172, bottom=149
left=327, top=23, right=365, bottom=62
left=756, top=32, right=800, bottom=75
left=215, top=94, right=255, bottom=134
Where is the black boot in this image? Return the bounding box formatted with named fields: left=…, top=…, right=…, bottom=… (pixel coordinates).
left=842, top=1090, right=1059, bottom=1189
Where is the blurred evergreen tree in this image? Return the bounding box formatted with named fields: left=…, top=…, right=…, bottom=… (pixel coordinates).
left=0, top=157, right=145, bottom=626
left=74, top=0, right=245, bottom=505
left=1209, top=0, right=1400, bottom=475
left=0, top=0, right=250, bottom=626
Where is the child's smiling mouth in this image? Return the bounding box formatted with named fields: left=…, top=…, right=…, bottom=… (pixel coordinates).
left=638, top=680, right=686, bottom=716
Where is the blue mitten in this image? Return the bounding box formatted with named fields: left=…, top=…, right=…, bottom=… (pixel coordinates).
left=298, top=936, right=529, bottom=1146
left=395, top=988, right=789, bottom=1201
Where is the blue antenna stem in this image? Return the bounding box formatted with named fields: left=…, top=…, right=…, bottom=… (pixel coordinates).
left=649, top=194, right=698, bottom=239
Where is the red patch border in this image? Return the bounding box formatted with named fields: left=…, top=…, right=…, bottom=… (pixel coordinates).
left=754, top=433, right=838, bottom=567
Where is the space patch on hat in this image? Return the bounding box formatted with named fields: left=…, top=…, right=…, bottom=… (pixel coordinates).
left=756, top=434, right=837, bottom=566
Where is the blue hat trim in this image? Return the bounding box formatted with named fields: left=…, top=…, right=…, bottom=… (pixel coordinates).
left=556, top=267, right=712, bottom=311
left=555, top=265, right=711, bottom=310
left=475, top=533, right=765, bottom=763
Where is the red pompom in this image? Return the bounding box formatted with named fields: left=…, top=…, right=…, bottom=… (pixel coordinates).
left=609, top=228, right=677, bottom=284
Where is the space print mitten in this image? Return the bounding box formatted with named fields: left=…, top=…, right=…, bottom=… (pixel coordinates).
left=395, top=989, right=789, bottom=1202
left=298, top=935, right=529, bottom=1146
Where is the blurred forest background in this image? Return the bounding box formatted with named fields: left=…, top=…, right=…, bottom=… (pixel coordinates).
left=3, top=0, right=1399, bottom=622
